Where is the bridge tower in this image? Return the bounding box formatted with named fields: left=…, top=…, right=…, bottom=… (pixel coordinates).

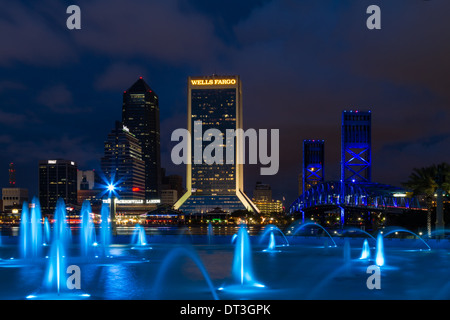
left=9, top=162, right=16, bottom=186
left=340, top=110, right=372, bottom=227
left=341, top=110, right=372, bottom=183
left=302, top=140, right=325, bottom=194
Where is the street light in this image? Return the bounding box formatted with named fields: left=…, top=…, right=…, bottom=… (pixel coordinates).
left=106, top=183, right=118, bottom=236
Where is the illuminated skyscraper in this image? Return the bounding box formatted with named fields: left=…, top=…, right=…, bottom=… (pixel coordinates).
left=174, top=75, right=258, bottom=214
left=39, top=159, right=77, bottom=213
left=100, top=121, right=145, bottom=200
left=122, top=77, right=161, bottom=200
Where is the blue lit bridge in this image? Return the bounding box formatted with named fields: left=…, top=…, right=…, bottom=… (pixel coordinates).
left=289, top=181, right=425, bottom=229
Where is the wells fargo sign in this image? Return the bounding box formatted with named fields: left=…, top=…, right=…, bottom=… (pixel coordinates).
left=190, top=78, right=237, bottom=86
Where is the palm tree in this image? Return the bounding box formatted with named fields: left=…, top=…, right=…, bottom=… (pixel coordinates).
left=402, top=163, right=450, bottom=236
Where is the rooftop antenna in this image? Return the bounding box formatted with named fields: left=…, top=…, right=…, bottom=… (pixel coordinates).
left=9, top=162, right=16, bottom=186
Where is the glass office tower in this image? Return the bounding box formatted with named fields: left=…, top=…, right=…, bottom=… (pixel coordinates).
left=122, top=77, right=161, bottom=200
left=39, top=159, right=78, bottom=214
left=174, top=75, right=258, bottom=214
left=100, top=121, right=146, bottom=200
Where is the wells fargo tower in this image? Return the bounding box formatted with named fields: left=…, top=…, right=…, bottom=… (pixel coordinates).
left=174, top=75, right=258, bottom=214
left=122, top=77, right=161, bottom=200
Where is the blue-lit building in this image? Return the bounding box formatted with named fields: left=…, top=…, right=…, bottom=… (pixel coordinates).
left=341, top=110, right=372, bottom=183
left=302, top=140, right=325, bottom=193
left=174, top=75, right=259, bottom=215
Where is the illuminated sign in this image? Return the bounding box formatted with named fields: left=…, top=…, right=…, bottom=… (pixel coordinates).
left=190, top=78, right=237, bottom=86
left=102, top=199, right=161, bottom=204
left=48, top=160, right=57, bottom=164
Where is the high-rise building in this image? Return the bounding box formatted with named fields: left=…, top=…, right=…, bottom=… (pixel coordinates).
left=2, top=188, right=28, bottom=212
left=161, top=170, right=184, bottom=201
left=39, top=159, right=77, bottom=214
left=100, top=121, right=145, bottom=200
left=341, top=110, right=372, bottom=183
left=303, top=140, right=325, bottom=192
left=122, top=77, right=161, bottom=200
left=77, top=170, right=99, bottom=206
left=174, top=75, right=258, bottom=214
left=252, top=182, right=282, bottom=215
left=253, top=182, right=272, bottom=201
left=77, top=170, right=95, bottom=191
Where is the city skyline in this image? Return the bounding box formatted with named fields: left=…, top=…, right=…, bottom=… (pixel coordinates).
left=1, top=1, right=450, bottom=206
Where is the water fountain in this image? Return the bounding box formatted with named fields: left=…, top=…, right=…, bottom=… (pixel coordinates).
left=99, top=203, right=111, bottom=254
left=263, top=231, right=279, bottom=252
left=218, top=225, right=265, bottom=294
left=19, top=201, right=29, bottom=259
left=152, top=247, right=218, bottom=300
left=43, top=217, right=51, bottom=246
left=4, top=196, right=450, bottom=300
left=207, top=222, right=213, bottom=245
left=289, top=221, right=337, bottom=247
left=375, top=232, right=385, bottom=267
left=359, top=239, right=371, bottom=260
left=30, top=197, right=43, bottom=258
left=27, top=198, right=90, bottom=299
left=19, top=198, right=43, bottom=259
left=381, top=226, right=431, bottom=250
left=131, top=224, right=151, bottom=249
left=259, top=224, right=289, bottom=252
left=80, top=200, right=96, bottom=257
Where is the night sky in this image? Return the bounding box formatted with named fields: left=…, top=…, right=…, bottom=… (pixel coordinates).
left=1, top=0, right=449, bottom=206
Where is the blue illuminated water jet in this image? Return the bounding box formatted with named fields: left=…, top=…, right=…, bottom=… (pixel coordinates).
left=259, top=224, right=289, bottom=252
left=359, top=239, right=371, bottom=260
left=99, top=203, right=111, bottom=254
left=30, top=197, right=43, bottom=258
left=131, top=224, right=151, bottom=249
left=27, top=198, right=90, bottom=299
left=207, top=222, right=213, bottom=245
left=43, top=217, right=51, bottom=246
left=262, top=231, right=281, bottom=253
left=19, top=198, right=43, bottom=259
left=340, top=227, right=376, bottom=242
left=219, top=226, right=264, bottom=293
left=290, top=221, right=337, bottom=247
left=80, top=200, right=96, bottom=257
left=19, top=201, right=29, bottom=259
left=152, top=246, right=218, bottom=300
left=375, top=232, right=384, bottom=267
left=382, top=227, right=431, bottom=250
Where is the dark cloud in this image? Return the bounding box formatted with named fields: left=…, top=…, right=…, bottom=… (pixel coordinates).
left=73, top=0, right=224, bottom=65
left=0, top=1, right=75, bottom=66
left=0, top=110, right=27, bottom=126
left=95, top=63, right=147, bottom=91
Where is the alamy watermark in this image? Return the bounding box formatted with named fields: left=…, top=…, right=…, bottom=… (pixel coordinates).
left=67, top=264, right=82, bottom=289
left=366, top=265, right=381, bottom=290
left=171, top=121, right=280, bottom=175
